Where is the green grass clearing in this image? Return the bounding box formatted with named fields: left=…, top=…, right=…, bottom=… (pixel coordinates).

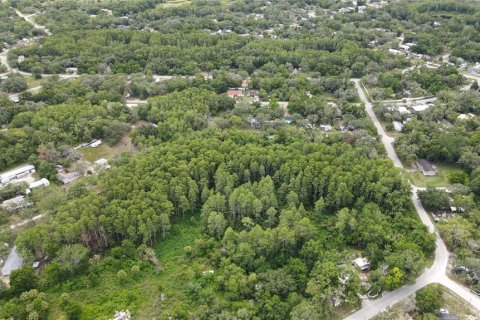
left=406, top=163, right=463, bottom=188
left=46, top=216, right=205, bottom=320
left=24, top=75, right=44, bottom=88
left=80, top=136, right=135, bottom=162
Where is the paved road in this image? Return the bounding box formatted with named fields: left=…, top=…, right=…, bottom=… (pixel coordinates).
left=347, top=79, right=480, bottom=319
left=352, top=79, right=402, bottom=168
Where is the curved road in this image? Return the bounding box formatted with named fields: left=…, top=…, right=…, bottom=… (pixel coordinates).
left=346, top=80, right=480, bottom=319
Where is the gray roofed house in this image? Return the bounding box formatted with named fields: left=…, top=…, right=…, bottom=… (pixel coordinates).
left=1, top=246, right=24, bottom=276
left=1, top=195, right=33, bottom=212
left=57, top=171, right=81, bottom=184
left=416, top=159, right=436, bottom=176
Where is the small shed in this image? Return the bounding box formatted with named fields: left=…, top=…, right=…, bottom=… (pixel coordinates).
left=65, top=67, right=78, bottom=74
left=94, top=158, right=111, bottom=170
left=320, top=124, right=333, bottom=132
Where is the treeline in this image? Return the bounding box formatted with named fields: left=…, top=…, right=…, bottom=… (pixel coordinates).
left=10, top=29, right=398, bottom=76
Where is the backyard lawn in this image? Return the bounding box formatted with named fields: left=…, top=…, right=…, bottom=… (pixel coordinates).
left=80, top=136, right=135, bottom=162
left=406, top=163, right=463, bottom=188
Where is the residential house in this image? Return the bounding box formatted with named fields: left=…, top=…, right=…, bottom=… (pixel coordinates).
left=388, top=48, right=404, bottom=56
left=1, top=195, right=33, bottom=212
left=112, top=310, right=131, bottom=320
left=416, top=159, right=436, bottom=176
left=353, top=257, right=370, bottom=271
left=57, top=171, right=81, bottom=184
left=226, top=89, right=243, bottom=98
left=411, top=104, right=431, bottom=112
left=437, top=309, right=457, bottom=320
left=397, top=106, right=411, bottom=115
left=0, top=164, right=35, bottom=184
left=458, top=113, right=475, bottom=120
left=468, top=64, right=480, bottom=75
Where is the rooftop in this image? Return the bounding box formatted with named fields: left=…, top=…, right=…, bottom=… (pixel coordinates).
left=416, top=158, right=435, bottom=172
left=1, top=246, right=24, bottom=277
left=0, top=164, right=35, bottom=182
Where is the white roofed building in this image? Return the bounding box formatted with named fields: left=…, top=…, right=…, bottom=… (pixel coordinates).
left=29, top=178, right=50, bottom=189
left=94, top=158, right=111, bottom=170
left=0, top=165, right=35, bottom=184
left=353, top=257, right=370, bottom=271
left=411, top=104, right=431, bottom=112
left=89, top=140, right=102, bottom=148
left=393, top=121, right=403, bottom=132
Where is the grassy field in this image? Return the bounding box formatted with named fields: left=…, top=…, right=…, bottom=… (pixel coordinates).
left=80, top=135, right=135, bottom=162
left=24, top=75, right=44, bottom=88
left=406, top=163, right=463, bottom=188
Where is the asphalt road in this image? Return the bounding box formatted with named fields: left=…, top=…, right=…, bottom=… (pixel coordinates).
left=347, top=79, right=480, bottom=319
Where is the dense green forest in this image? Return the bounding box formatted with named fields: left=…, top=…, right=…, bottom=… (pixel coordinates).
left=9, top=29, right=394, bottom=77
left=3, top=130, right=433, bottom=319
left=1, top=0, right=480, bottom=319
